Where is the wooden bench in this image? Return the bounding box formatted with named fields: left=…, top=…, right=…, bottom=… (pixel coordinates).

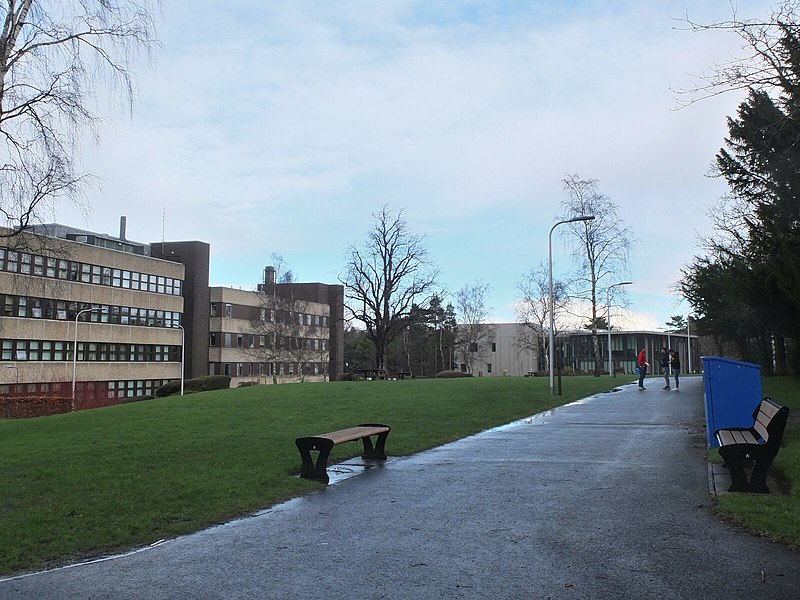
left=714, top=397, right=789, bottom=493
left=295, top=423, right=391, bottom=484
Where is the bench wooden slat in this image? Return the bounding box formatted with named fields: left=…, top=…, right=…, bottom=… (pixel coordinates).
left=754, top=419, right=769, bottom=441
left=315, top=425, right=390, bottom=445
left=759, top=401, right=780, bottom=419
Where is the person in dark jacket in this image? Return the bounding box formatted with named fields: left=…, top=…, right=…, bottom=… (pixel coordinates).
left=660, top=347, right=671, bottom=390
left=670, top=350, right=681, bottom=391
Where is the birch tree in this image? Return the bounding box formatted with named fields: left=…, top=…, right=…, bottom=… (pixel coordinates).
left=1, top=1, right=157, bottom=236
left=560, top=174, right=632, bottom=376
left=454, top=280, right=493, bottom=374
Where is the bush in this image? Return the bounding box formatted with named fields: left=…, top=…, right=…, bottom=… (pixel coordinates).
left=0, top=396, right=72, bottom=419
left=338, top=373, right=355, bottom=381
left=237, top=381, right=259, bottom=388
left=155, top=381, right=181, bottom=397
left=435, top=370, right=473, bottom=378
left=155, top=376, right=232, bottom=397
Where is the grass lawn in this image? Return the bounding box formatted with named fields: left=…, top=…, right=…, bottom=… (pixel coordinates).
left=713, top=376, right=800, bottom=549
left=0, top=375, right=622, bottom=575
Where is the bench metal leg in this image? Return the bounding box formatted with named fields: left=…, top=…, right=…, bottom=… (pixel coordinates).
left=296, top=437, right=334, bottom=484
left=360, top=431, right=389, bottom=460
left=719, top=448, right=772, bottom=493
left=748, top=458, right=772, bottom=493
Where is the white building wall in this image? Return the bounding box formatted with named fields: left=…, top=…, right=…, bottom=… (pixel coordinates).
left=467, top=323, right=538, bottom=377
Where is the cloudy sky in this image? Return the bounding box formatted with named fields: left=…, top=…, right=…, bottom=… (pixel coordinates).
left=58, top=0, right=777, bottom=329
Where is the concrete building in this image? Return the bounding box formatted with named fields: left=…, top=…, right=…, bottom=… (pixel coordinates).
left=455, top=323, right=538, bottom=376
left=206, top=285, right=334, bottom=386
left=1, top=222, right=346, bottom=406
left=459, top=323, right=699, bottom=377
left=0, top=223, right=184, bottom=407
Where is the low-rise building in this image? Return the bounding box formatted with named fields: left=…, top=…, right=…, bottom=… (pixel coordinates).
left=457, top=323, right=699, bottom=377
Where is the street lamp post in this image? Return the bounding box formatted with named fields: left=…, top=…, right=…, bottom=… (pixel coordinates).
left=606, top=281, right=633, bottom=377
left=72, top=306, right=106, bottom=409
left=687, top=315, right=692, bottom=375
left=549, top=214, right=595, bottom=396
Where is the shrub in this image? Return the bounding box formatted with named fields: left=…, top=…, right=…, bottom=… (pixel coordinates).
left=155, top=376, right=232, bottom=397
left=338, top=373, right=354, bottom=381
left=197, top=375, right=231, bottom=391
left=435, top=370, right=473, bottom=378
left=237, top=381, right=259, bottom=387
left=0, top=396, right=71, bottom=419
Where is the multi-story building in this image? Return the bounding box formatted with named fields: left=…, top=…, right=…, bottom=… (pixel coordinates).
left=1, top=222, right=345, bottom=407
left=206, top=267, right=344, bottom=386
left=0, top=223, right=184, bottom=407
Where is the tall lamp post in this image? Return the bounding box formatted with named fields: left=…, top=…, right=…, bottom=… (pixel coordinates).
left=606, top=281, right=633, bottom=377
left=72, top=306, right=107, bottom=409
left=549, top=214, right=595, bottom=396
left=687, top=315, right=693, bottom=375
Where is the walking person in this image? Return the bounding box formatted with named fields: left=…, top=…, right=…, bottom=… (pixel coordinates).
left=660, top=347, right=671, bottom=390
left=671, top=349, right=681, bottom=391
left=637, top=347, right=648, bottom=390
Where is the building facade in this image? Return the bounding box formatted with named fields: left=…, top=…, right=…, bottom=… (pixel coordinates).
left=0, top=224, right=184, bottom=406
left=459, top=323, right=699, bottom=377
left=455, top=323, right=538, bottom=376
left=0, top=221, right=376, bottom=403
left=207, top=287, right=325, bottom=385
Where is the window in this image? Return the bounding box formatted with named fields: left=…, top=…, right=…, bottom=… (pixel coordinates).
left=210, top=303, right=218, bottom=317
left=224, top=303, right=232, bottom=318
left=20, top=253, right=31, bottom=274
left=492, top=343, right=497, bottom=352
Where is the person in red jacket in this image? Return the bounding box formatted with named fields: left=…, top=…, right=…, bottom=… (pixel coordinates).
left=637, top=348, right=649, bottom=390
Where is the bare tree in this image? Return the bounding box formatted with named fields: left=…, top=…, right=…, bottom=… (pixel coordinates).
left=246, top=255, right=328, bottom=383
left=560, top=174, right=632, bottom=376
left=515, top=263, right=569, bottom=372
left=454, top=280, right=493, bottom=374
left=340, top=205, right=439, bottom=372
left=674, top=1, right=800, bottom=107
left=1, top=1, right=157, bottom=236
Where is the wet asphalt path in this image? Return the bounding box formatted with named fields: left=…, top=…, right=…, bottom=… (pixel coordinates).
left=1, top=377, right=798, bottom=599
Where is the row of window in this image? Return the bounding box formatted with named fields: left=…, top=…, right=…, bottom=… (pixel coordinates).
left=1, top=339, right=180, bottom=362
left=0, top=247, right=182, bottom=296
left=210, top=302, right=329, bottom=327
left=0, top=379, right=169, bottom=399
left=208, top=332, right=329, bottom=351
left=0, top=295, right=182, bottom=328
left=208, top=362, right=329, bottom=377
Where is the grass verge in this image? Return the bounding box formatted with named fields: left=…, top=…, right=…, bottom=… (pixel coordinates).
left=0, top=375, right=622, bottom=575
left=713, top=376, right=800, bottom=549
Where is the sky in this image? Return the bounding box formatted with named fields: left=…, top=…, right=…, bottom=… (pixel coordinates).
left=55, top=0, right=779, bottom=330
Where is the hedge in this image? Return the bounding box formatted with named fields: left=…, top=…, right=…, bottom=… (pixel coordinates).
left=0, top=396, right=72, bottom=419
left=155, top=375, right=232, bottom=397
